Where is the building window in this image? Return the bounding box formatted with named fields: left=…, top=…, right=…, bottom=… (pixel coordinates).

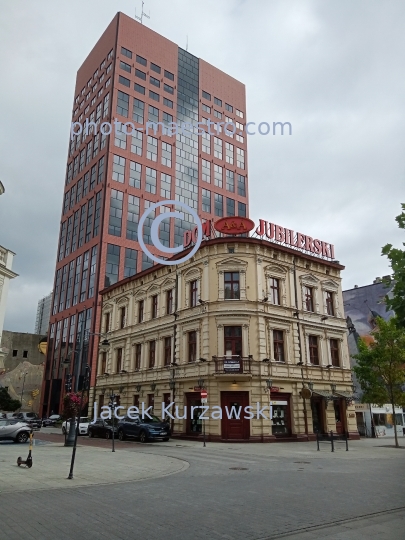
left=238, top=201, right=246, bottom=217
left=202, top=131, right=210, bottom=154
left=225, top=142, right=234, bottom=165
left=118, top=75, right=130, bottom=88
left=121, top=47, right=132, bottom=59
left=202, top=90, right=211, bottom=100
left=116, top=90, right=129, bottom=117
left=23, top=350, right=28, bottom=358
left=163, top=97, right=173, bottom=109
left=330, top=339, right=340, bottom=367
left=273, top=330, right=285, bottom=362
left=226, top=170, right=234, bottom=192
left=105, top=244, right=120, bottom=288
left=236, top=147, right=245, bottom=169
left=147, top=393, right=154, bottom=410
left=190, top=280, right=198, bottom=307
left=133, top=98, right=144, bottom=124
left=236, top=109, right=244, bottom=118
left=309, top=336, right=319, bottom=365
left=136, top=54, right=147, bottom=66
left=202, top=188, right=211, bottom=213
left=224, top=326, right=242, bottom=356
left=135, top=344, right=142, bottom=369
left=149, top=90, right=159, bottom=102
left=135, top=68, right=146, bottom=80
left=116, top=348, right=123, bottom=372
left=237, top=174, right=246, bottom=196
left=269, top=278, right=280, bottom=305
left=150, top=62, right=161, bottom=74
left=166, top=289, right=173, bottom=314
left=214, top=109, right=222, bottom=119
left=164, top=69, right=174, bottom=81
left=124, top=248, right=137, bottom=278
left=135, top=83, right=145, bottom=95
left=202, top=103, right=211, bottom=113
left=326, top=291, right=335, bottom=316
left=138, top=300, right=144, bottom=323
left=120, top=61, right=131, bottom=73
left=304, top=286, right=314, bottom=312
left=119, top=306, right=126, bottom=329
left=150, top=76, right=160, bottom=88
left=148, top=104, right=159, bottom=123
left=145, top=167, right=157, bottom=194
left=214, top=137, right=222, bottom=159
left=188, top=331, right=197, bottom=363
left=127, top=195, right=140, bottom=241
left=160, top=173, right=171, bottom=198
left=131, top=130, right=143, bottom=156
left=225, top=103, right=233, bottom=112
left=147, top=136, right=158, bottom=161
left=202, top=159, right=211, bottom=182
left=161, top=142, right=172, bottom=167
left=214, top=193, right=223, bottom=216
left=151, top=295, right=158, bottom=318
left=214, top=97, right=222, bottom=106
left=164, top=337, right=171, bottom=366
left=164, top=83, right=174, bottom=94
left=108, top=189, right=123, bottom=236
left=224, top=272, right=240, bottom=299
left=214, top=164, right=223, bottom=188
left=149, top=340, right=156, bottom=368
left=112, top=155, right=125, bottom=183
left=226, top=198, right=235, bottom=216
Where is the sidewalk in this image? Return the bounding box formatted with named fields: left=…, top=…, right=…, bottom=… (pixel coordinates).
left=0, top=442, right=188, bottom=493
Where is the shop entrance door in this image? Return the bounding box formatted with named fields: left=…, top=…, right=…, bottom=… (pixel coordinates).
left=311, top=397, right=326, bottom=434
left=186, top=392, right=203, bottom=435
left=221, top=391, right=250, bottom=440
left=334, top=399, right=345, bottom=434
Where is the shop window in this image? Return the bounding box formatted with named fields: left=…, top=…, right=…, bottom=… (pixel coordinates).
left=147, top=393, right=154, bottom=410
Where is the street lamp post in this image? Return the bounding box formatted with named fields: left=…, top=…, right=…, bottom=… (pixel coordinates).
left=108, top=393, right=118, bottom=452
left=19, top=372, right=28, bottom=411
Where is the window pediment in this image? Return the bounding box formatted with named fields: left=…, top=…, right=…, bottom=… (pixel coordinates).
left=216, top=257, right=247, bottom=271
left=183, top=267, right=201, bottom=282
left=161, top=278, right=175, bottom=290
left=300, top=274, right=319, bottom=285
left=264, top=264, right=288, bottom=277
left=117, top=295, right=130, bottom=305
left=321, top=279, right=339, bottom=291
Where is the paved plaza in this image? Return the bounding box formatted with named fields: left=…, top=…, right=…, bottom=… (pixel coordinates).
left=0, top=434, right=404, bottom=539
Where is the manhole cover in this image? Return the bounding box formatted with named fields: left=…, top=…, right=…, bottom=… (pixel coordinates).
left=294, top=461, right=311, bottom=464
left=229, top=467, right=248, bottom=470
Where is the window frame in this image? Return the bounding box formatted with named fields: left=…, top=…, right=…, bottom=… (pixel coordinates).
left=224, top=272, right=240, bottom=300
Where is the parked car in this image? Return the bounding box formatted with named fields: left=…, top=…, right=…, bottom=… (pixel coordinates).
left=5, top=412, right=18, bottom=419
left=62, top=417, right=90, bottom=435
left=14, top=412, right=42, bottom=430
left=88, top=419, right=118, bottom=439
left=42, top=414, right=62, bottom=427
left=0, top=419, right=31, bottom=443
left=117, top=415, right=171, bottom=443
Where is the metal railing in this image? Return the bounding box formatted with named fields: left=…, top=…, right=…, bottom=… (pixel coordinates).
left=212, top=356, right=252, bottom=374
left=316, top=430, right=349, bottom=452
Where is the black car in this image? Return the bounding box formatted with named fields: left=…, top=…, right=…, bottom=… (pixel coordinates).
left=117, top=415, right=171, bottom=443
left=15, top=412, right=42, bottom=430
left=88, top=419, right=118, bottom=439
left=42, top=414, right=62, bottom=427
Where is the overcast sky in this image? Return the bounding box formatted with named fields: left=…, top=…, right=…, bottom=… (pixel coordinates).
left=0, top=0, right=404, bottom=333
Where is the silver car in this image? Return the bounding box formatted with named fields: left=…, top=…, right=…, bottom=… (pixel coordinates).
left=0, top=419, right=31, bottom=443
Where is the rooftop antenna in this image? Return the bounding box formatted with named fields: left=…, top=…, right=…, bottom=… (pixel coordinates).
left=135, top=1, right=150, bottom=25
left=186, top=35, right=189, bottom=51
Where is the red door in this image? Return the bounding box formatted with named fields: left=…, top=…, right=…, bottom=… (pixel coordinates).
left=221, top=391, right=250, bottom=440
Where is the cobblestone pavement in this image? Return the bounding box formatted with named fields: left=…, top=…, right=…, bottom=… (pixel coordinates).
left=0, top=437, right=404, bottom=539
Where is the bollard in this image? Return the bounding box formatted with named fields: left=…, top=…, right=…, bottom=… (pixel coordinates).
left=316, top=431, right=320, bottom=451
left=345, top=431, right=349, bottom=451
left=330, top=430, right=334, bottom=452
left=17, top=429, right=33, bottom=468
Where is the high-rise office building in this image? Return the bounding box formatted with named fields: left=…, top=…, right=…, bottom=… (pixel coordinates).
left=42, top=12, right=249, bottom=415
left=35, top=292, right=52, bottom=335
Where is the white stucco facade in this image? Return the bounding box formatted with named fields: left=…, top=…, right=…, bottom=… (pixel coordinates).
left=0, top=246, right=18, bottom=370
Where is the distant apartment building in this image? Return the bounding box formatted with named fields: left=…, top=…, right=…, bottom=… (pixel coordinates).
left=42, top=12, right=250, bottom=415
left=35, top=292, right=52, bottom=334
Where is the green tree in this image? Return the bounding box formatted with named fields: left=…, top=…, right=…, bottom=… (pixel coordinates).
left=353, top=316, right=405, bottom=448
left=382, top=203, right=405, bottom=327
left=0, top=387, right=21, bottom=412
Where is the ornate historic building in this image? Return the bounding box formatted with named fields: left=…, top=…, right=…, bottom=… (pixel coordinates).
left=90, top=234, right=358, bottom=442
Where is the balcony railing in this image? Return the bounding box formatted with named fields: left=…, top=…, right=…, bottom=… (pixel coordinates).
left=213, top=355, right=252, bottom=374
